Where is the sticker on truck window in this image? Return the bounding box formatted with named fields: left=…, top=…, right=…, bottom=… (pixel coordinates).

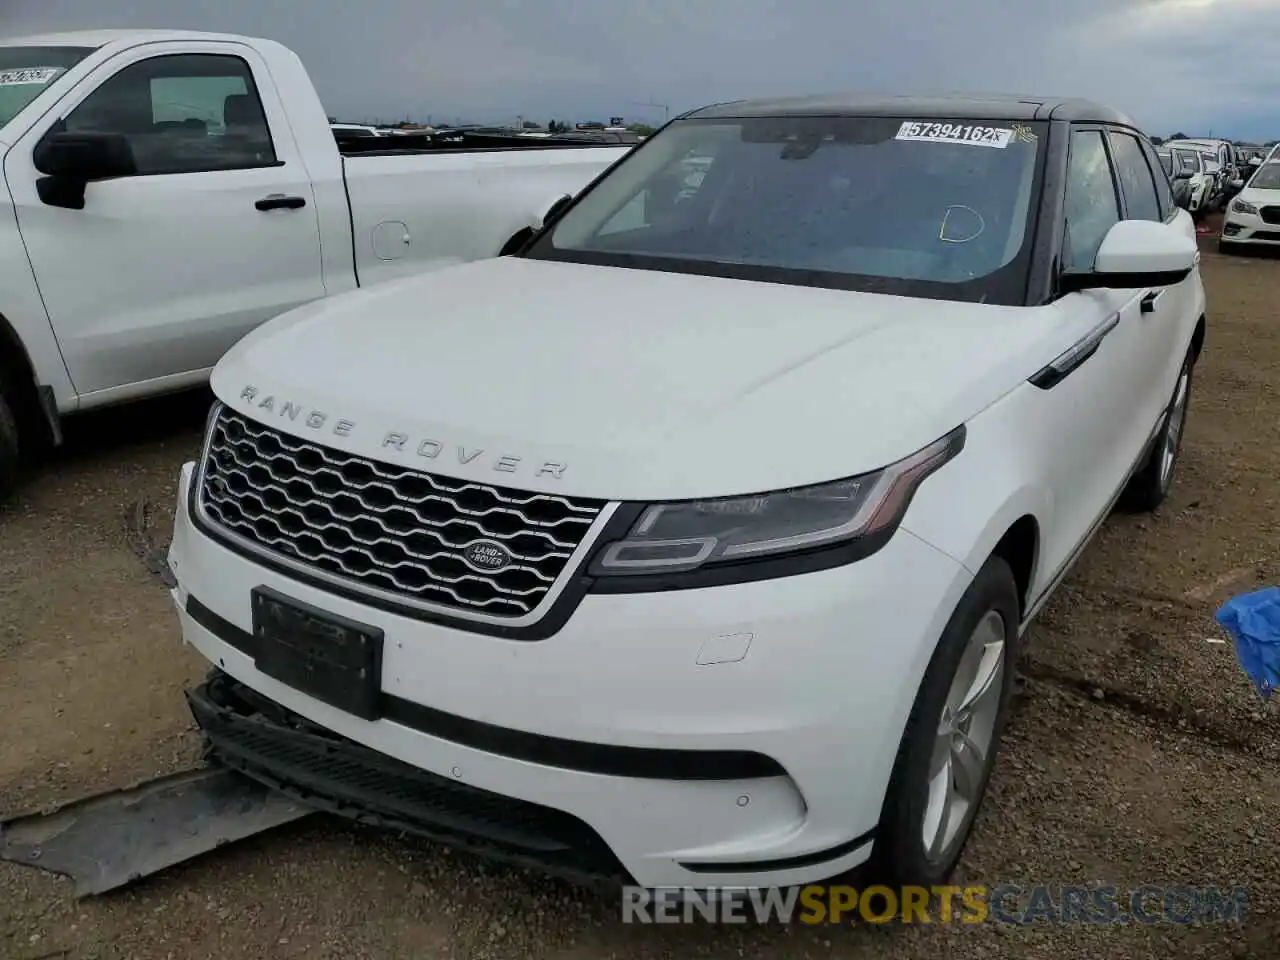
left=895, top=121, right=1013, bottom=148
left=0, top=67, right=63, bottom=86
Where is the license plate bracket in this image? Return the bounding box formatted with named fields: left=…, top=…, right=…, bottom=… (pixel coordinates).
left=250, top=586, right=384, bottom=721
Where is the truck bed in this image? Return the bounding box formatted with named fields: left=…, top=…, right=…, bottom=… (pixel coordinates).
left=340, top=141, right=632, bottom=286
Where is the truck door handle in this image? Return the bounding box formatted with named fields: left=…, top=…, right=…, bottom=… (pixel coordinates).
left=1140, top=290, right=1164, bottom=314
left=255, top=194, right=306, bottom=211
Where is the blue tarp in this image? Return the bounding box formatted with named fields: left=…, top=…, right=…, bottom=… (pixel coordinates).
left=1216, top=586, right=1280, bottom=700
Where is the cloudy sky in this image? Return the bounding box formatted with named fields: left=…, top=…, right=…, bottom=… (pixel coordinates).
left=4, top=0, right=1276, bottom=139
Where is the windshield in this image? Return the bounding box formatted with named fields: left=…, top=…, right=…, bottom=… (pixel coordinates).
left=1248, top=163, right=1280, bottom=190
left=1157, top=152, right=1173, bottom=175
left=525, top=115, right=1046, bottom=306
left=0, top=46, right=94, bottom=130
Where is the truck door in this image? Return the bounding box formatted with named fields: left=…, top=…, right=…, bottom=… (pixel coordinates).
left=3, top=41, right=327, bottom=400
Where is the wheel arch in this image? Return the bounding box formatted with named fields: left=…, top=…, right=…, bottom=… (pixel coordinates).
left=0, top=309, right=51, bottom=446
left=988, top=514, right=1040, bottom=618
left=1190, top=313, right=1206, bottom=364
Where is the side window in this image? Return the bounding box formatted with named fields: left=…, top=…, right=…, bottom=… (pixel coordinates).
left=1140, top=139, right=1175, bottom=220
left=1109, top=132, right=1162, bottom=222
left=1063, top=130, right=1120, bottom=272
left=57, top=54, right=277, bottom=175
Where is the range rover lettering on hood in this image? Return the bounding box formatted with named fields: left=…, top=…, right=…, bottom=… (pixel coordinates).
left=237, top=385, right=568, bottom=480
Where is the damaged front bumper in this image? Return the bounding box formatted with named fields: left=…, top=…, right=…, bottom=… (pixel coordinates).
left=187, top=671, right=632, bottom=890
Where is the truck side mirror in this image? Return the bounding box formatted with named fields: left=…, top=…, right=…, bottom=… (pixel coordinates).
left=33, top=131, right=137, bottom=210
left=542, top=193, right=573, bottom=227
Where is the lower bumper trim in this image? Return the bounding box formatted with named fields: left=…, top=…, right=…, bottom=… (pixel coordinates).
left=188, top=671, right=633, bottom=890
left=677, top=830, right=874, bottom=876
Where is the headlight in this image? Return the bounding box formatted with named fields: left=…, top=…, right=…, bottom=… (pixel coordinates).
left=1232, top=198, right=1259, bottom=216
left=590, top=426, right=965, bottom=579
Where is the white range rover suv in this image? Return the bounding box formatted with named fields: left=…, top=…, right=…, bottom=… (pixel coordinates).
left=167, top=94, right=1206, bottom=892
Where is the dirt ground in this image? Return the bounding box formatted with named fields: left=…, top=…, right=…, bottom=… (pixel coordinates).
left=3, top=232, right=1279, bottom=959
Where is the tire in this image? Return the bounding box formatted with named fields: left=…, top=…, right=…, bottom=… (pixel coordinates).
left=1119, top=350, right=1194, bottom=513
left=870, top=555, right=1021, bottom=886
left=0, top=382, right=19, bottom=505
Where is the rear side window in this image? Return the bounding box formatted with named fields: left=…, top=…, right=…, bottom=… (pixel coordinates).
left=1109, top=132, right=1162, bottom=222
left=1063, top=130, right=1120, bottom=272
left=55, top=53, right=277, bottom=175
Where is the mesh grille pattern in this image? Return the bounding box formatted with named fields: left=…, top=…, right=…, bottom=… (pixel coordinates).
left=198, top=407, right=604, bottom=617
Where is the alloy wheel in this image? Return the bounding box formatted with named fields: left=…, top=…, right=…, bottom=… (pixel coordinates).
left=921, top=609, right=1005, bottom=863
left=1159, top=366, right=1191, bottom=493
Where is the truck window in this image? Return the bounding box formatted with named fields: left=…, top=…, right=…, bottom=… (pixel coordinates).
left=1109, top=132, right=1162, bottom=222
left=1062, top=129, right=1120, bottom=272
left=57, top=53, right=277, bottom=175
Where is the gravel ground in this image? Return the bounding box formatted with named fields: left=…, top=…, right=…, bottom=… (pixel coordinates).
left=2, top=233, right=1278, bottom=959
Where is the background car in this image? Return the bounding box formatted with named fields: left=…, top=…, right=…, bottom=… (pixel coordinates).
left=1158, top=146, right=1215, bottom=219
left=1219, top=160, right=1280, bottom=252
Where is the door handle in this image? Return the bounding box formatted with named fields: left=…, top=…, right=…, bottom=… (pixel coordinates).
left=1140, top=290, right=1164, bottom=314
left=255, top=194, right=306, bottom=211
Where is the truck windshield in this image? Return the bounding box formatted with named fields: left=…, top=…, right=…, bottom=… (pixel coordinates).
left=0, top=46, right=95, bottom=131
left=527, top=115, right=1046, bottom=306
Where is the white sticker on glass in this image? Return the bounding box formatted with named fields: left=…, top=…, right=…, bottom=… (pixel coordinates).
left=895, top=121, right=1014, bottom=148
left=0, top=67, right=64, bottom=86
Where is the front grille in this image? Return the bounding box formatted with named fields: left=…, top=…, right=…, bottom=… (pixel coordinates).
left=1261, top=206, right=1280, bottom=225
left=198, top=406, right=605, bottom=618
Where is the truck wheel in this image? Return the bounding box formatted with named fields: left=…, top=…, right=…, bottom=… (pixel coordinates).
left=0, top=384, right=19, bottom=505
left=1119, top=351, right=1194, bottom=513
left=870, top=555, right=1020, bottom=886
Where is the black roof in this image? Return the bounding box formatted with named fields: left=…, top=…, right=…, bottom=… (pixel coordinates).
left=683, top=93, right=1138, bottom=128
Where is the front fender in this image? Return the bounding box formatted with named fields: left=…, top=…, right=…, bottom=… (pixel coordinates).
left=901, top=388, right=1052, bottom=598
left=0, top=155, right=78, bottom=412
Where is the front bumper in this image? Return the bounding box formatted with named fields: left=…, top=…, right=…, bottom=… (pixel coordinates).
left=1220, top=206, right=1280, bottom=244
left=168, top=461, right=973, bottom=889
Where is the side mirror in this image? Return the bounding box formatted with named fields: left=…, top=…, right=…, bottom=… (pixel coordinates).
left=542, top=193, right=573, bottom=227
left=498, top=193, right=576, bottom=256
left=1061, top=220, right=1198, bottom=293
left=33, top=131, right=136, bottom=210
left=1230, top=178, right=1245, bottom=191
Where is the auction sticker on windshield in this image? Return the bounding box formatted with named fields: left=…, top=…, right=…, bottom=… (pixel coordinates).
left=895, top=121, right=1013, bottom=148
left=0, top=67, right=63, bottom=86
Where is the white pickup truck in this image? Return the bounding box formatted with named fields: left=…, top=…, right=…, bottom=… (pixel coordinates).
left=0, top=29, right=630, bottom=497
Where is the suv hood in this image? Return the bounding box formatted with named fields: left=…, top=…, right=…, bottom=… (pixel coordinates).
left=1238, top=185, right=1280, bottom=206
left=212, top=257, right=1072, bottom=500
